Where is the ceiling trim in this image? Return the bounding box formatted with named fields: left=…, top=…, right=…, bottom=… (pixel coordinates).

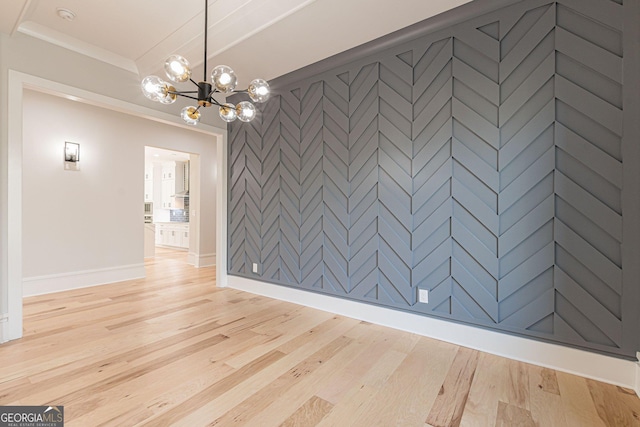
left=268, top=0, right=514, bottom=91
left=202, top=0, right=319, bottom=61
left=135, top=0, right=319, bottom=79
left=14, top=70, right=224, bottom=136
left=18, top=21, right=139, bottom=74
left=11, top=0, right=33, bottom=36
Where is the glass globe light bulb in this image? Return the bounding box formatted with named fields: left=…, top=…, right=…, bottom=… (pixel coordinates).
left=164, top=55, right=192, bottom=83
left=181, top=106, right=201, bottom=125
left=219, top=73, right=231, bottom=85
left=236, top=101, right=256, bottom=122
left=141, top=75, right=167, bottom=102
left=219, top=103, right=237, bottom=123
left=248, top=79, right=270, bottom=103
left=211, top=65, right=238, bottom=94
left=159, top=85, right=177, bottom=104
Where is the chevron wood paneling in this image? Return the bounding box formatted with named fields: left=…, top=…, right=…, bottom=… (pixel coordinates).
left=554, top=0, right=624, bottom=349
left=411, top=37, right=454, bottom=316
left=228, top=0, right=637, bottom=358
left=496, top=4, right=556, bottom=336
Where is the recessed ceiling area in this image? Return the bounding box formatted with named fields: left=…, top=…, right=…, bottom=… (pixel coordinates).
left=2, top=0, right=473, bottom=83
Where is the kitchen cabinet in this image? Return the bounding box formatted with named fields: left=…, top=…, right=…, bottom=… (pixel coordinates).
left=160, top=161, right=187, bottom=209
left=161, top=163, right=175, bottom=180
left=144, top=166, right=153, bottom=202
left=161, top=179, right=174, bottom=209
left=155, top=223, right=189, bottom=249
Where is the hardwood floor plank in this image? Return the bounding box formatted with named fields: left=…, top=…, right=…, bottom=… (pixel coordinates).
left=105, top=299, right=212, bottom=330
left=223, top=313, right=354, bottom=369
left=504, top=358, right=531, bottom=410
left=89, top=330, right=271, bottom=426
left=586, top=379, right=640, bottom=427
left=537, top=366, right=561, bottom=394
left=495, top=401, right=536, bottom=427
left=0, top=248, right=637, bottom=426
left=315, top=348, right=409, bottom=426
left=528, top=364, right=567, bottom=426
left=353, top=337, right=458, bottom=427
left=279, top=396, right=333, bottom=427
left=139, top=349, right=288, bottom=426
left=557, top=371, right=607, bottom=427
left=210, top=335, right=353, bottom=426
left=1, top=318, right=226, bottom=403
left=52, top=335, right=230, bottom=415
left=74, top=336, right=251, bottom=426
left=168, top=316, right=362, bottom=426
left=425, top=346, right=480, bottom=427
left=314, top=325, right=402, bottom=405
left=240, top=324, right=382, bottom=426
left=459, top=352, right=503, bottom=427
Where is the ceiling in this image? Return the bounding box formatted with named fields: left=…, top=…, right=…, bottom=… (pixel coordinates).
left=2, top=0, right=472, bottom=85
left=145, top=146, right=190, bottom=164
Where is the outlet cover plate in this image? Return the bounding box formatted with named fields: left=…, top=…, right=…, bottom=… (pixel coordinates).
left=418, top=288, right=429, bottom=303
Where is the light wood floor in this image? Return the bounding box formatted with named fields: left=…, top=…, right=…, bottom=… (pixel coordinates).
left=1, top=248, right=639, bottom=426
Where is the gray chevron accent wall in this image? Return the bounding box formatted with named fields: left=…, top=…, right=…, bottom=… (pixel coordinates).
left=227, top=0, right=640, bottom=359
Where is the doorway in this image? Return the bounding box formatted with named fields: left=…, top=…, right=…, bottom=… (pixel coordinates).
left=144, top=146, right=193, bottom=262
left=3, top=71, right=227, bottom=343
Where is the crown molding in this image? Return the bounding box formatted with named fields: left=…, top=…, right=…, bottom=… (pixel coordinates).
left=18, top=21, right=139, bottom=74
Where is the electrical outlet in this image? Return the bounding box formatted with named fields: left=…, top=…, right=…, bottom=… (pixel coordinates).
left=252, top=263, right=259, bottom=274
left=418, top=288, right=429, bottom=303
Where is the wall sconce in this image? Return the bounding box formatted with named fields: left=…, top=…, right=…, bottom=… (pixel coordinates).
left=64, top=141, right=80, bottom=171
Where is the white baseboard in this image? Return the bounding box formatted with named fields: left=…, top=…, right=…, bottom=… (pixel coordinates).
left=227, top=275, right=640, bottom=392
left=196, top=253, right=216, bottom=268
left=23, top=264, right=146, bottom=297
left=0, top=314, right=8, bottom=344
left=636, top=354, right=640, bottom=397
left=187, top=252, right=196, bottom=266
left=155, top=245, right=188, bottom=250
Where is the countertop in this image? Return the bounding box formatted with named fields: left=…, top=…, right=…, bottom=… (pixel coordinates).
left=154, top=222, right=189, bottom=225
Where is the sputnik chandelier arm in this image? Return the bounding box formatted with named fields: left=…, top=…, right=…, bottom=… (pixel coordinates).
left=140, top=0, right=270, bottom=125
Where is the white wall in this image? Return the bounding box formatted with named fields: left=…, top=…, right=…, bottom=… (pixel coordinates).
left=21, top=89, right=217, bottom=294
left=0, top=32, right=9, bottom=320
left=0, top=31, right=226, bottom=340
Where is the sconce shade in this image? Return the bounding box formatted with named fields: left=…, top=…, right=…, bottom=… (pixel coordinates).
left=64, top=142, right=80, bottom=162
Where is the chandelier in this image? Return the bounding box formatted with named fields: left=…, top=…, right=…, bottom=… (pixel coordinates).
left=140, top=0, right=270, bottom=125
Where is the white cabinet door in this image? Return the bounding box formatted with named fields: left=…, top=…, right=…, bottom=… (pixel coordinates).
left=161, top=162, right=175, bottom=209
left=155, top=223, right=189, bottom=248
left=144, top=166, right=154, bottom=202
left=161, top=179, right=174, bottom=208
left=159, top=161, right=188, bottom=210
left=174, top=225, right=189, bottom=248
left=161, top=164, right=174, bottom=180
left=168, top=228, right=178, bottom=246
left=181, top=228, right=189, bottom=248
left=165, top=228, right=173, bottom=246
left=144, top=179, right=153, bottom=202
left=157, top=226, right=164, bottom=245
